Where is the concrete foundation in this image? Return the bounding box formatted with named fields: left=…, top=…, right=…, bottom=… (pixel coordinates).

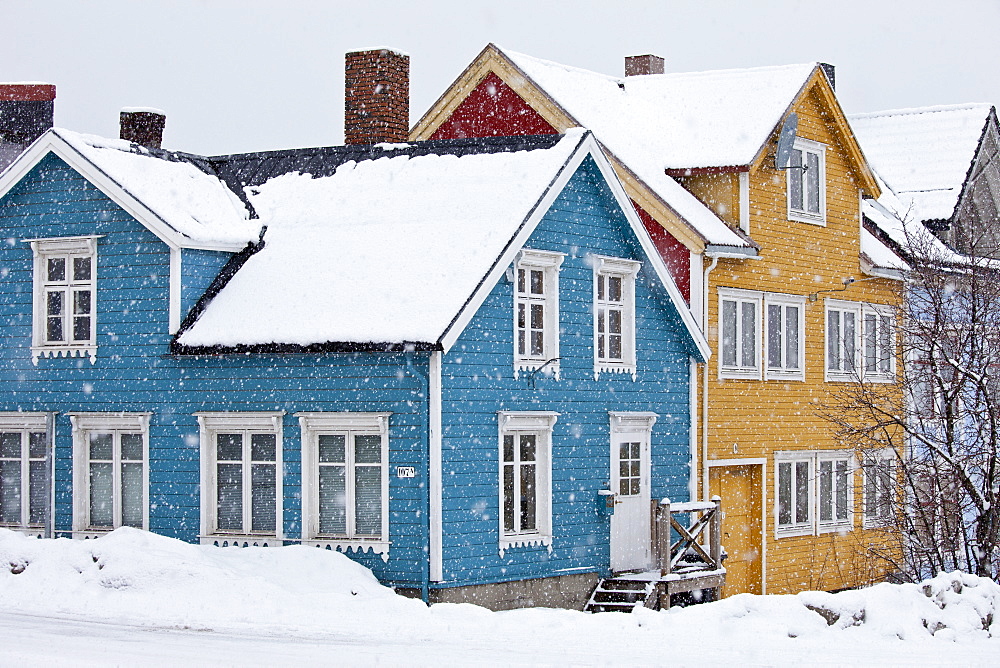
left=397, top=571, right=601, bottom=611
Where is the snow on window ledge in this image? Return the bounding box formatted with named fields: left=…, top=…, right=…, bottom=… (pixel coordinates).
left=499, top=534, right=553, bottom=557
left=32, top=345, right=97, bottom=365
left=301, top=538, right=391, bottom=562
left=200, top=535, right=280, bottom=548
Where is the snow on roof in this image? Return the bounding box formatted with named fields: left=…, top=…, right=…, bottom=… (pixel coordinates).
left=501, top=48, right=817, bottom=248
left=178, top=132, right=586, bottom=348
left=861, top=227, right=908, bottom=273
left=849, top=104, right=992, bottom=222
left=54, top=128, right=257, bottom=246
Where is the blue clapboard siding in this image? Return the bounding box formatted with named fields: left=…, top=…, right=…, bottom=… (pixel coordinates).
left=437, top=157, right=693, bottom=586
left=180, top=248, right=234, bottom=320
left=0, top=155, right=431, bottom=587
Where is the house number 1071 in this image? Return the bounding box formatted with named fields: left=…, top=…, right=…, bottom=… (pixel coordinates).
left=396, top=466, right=416, bottom=478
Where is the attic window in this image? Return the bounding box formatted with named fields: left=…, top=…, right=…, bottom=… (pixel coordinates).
left=787, top=138, right=826, bottom=225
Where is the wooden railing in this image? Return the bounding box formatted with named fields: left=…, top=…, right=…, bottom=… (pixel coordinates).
left=652, top=496, right=723, bottom=577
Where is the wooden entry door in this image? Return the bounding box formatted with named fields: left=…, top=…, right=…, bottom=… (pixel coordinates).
left=610, top=434, right=651, bottom=571
left=709, top=464, right=763, bottom=596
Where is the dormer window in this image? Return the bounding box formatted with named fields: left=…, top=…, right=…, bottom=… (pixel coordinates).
left=29, top=236, right=99, bottom=364
left=787, top=138, right=826, bottom=224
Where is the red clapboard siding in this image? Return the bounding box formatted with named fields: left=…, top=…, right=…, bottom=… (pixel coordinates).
left=430, top=73, right=558, bottom=139
left=634, top=201, right=690, bottom=304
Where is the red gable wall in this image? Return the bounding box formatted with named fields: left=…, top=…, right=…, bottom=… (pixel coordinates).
left=430, top=72, right=691, bottom=303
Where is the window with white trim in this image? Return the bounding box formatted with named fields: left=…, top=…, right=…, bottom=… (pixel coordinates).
left=787, top=138, right=826, bottom=224
left=514, top=249, right=565, bottom=378
left=30, top=236, right=98, bottom=363
left=863, top=449, right=895, bottom=528
left=499, top=411, right=557, bottom=554
left=764, top=294, right=805, bottom=380
left=197, top=412, right=282, bottom=540
left=0, top=414, right=49, bottom=532
left=718, top=288, right=761, bottom=379
left=70, top=413, right=149, bottom=533
left=594, top=256, right=640, bottom=378
left=298, top=412, right=390, bottom=557
left=775, top=450, right=853, bottom=537
left=826, top=300, right=895, bottom=382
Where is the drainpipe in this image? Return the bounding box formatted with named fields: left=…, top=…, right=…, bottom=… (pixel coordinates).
left=404, top=351, right=431, bottom=604
left=702, top=255, right=719, bottom=502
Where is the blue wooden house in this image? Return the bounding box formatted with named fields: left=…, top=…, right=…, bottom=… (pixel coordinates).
left=0, top=125, right=710, bottom=609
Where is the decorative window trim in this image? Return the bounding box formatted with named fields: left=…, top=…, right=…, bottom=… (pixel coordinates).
left=298, top=412, right=391, bottom=561
left=787, top=138, right=826, bottom=225
left=0, top=413, right=50, bottom=533
left=774, top=450, right=854, bottom=538
left=498, top=411, right=557, bottom=556
left=513, top=249, right=565, bottom=380
left=27, top=236, right=101, bottom=364
left=825, top=299, right=896, bottom=383
left=862, top=448, right=896, bottom=529
left=763, top=293, right=806, bottom=381
left=718, top=287, right=762, bottom=380
left=196, top=411, right=284, bottom=544
left=69, top=412, right=151, bottom=534
left=593, top=255, right=640, bottom=380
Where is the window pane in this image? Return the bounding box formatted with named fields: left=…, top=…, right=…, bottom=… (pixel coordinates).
left=250, top=433, right=276, bottom=462
left=519, top=434, right=536, bottom=462
left=355, top=466, right=381, bottom=536
left=89, top=462, right=113, bottom=527
left=596, top=275, right=605, bottom=301
left=879, top=315, right=892, bottom=373
left=250, top=464, right=276, bottom=533
left=865, top=463, right=876, bottom=517
left=121, top=462, right=143, bottom=528
left=216, top=462, right=242, bottom=531
left=529, top=270, right=544, bottom=295
left=217, top=433, right=243, bottom=461
left=836, top=460, right=848, bottom=520
left=0, top=460, right=21, bottom=523
left=46, top=292, right=64, bottom=342
left=844, top=313, right=856, bottom=371
left=73, top=289, right=91, bottom=315
left=120, top=433, right=143, bottom=461
left=608, top=276, right=622, bottom=301
left=47, top=258, right=65, bottom=282
left=786, top=307, right=799, bottom=369
left=520, top=463, right=536, bottom=531
left=503, top=434, right=514, bottom=463
left=503, top=464, right=514, bottom=532
left=319, top=434, right=345, bottom=463
left=741, top=302, right=756, bottom=367
left=865, top=314, right=877, bottom=372
left=608, top=309, right=622, bottom=335
left=517, top=269, right=525, bottom=294
left=29, top=432, right=47, bottom=459
left=354, top=435, right=381, bottom=464
left=767, top=304, right=782, bottom=368
left=722, top=300, right=737, bottom=366
left=89, top=433, right=113, bottom=461
left=73, top=256, right=92, bottom=281
left=0, top=432, right=18, bottom=458
left=609, top=333, right=622, bottom=360
left=778, top=462, right=791, bottom=526
left=72, top=316, right=90, bottom=342
left=807, top=151, right=821, bottom=213
left=789, top=149, right=803, bottom=210
left=28, top=460, right=46, bottom=525
left=820, top=460, right=832, bottom=522
left=318, top=465, right=346, bottom=534
left=827, top=311, right=840, bottom=370
left=795, top=461, right=810, bottom=524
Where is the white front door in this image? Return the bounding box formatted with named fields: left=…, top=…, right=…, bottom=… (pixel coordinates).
left=610, top=433, right=651, bottom=571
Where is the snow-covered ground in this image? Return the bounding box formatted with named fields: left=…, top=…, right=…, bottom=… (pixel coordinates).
left=1, top=528, right=997, bottom=666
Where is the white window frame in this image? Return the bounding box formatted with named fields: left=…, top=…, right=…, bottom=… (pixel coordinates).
left=764, top=293, right=806, bottom=381
left=0, top=413, right=50, bottom=534
left=775, top=450, right=854, bottom=538
left=28, top=236, right=100, bottom=364
left=498, top=411, right=557, bottom=555
left=787, top=137, right=826, bottom=225
left=196, top=412, right=283, bottom=545
left=825, top=299, right=895, bottom=383
left=593, top=255, right=640, bottom=379
left=718, top=287, right=762, bottom=379
left=298, top=412, right=391, bottom=560
left=513, top=249, right=565, bottom=379
left=69, top=413, right=150, bottom=536
left=862, top=448, right=896, bottom=529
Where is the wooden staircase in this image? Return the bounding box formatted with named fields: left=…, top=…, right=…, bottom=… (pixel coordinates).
left=584, top=577, right=656, bottom=613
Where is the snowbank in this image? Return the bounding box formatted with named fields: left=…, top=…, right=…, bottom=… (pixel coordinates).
left=1, top=528, right=998, bottom=664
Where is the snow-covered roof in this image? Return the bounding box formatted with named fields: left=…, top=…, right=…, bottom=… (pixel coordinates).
left=178, top=132, right=593, bottom=348
left=849, top=104, right=993, bottom=222
left=861, top=227, right=908, bottom=275
left=52, top=129, right=257, bottom=246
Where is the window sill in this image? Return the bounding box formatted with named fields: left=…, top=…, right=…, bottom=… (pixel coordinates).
left=300, top=537, right=390, bottom=561
left=32, top=345, right=97, bottom=365
left=765, top=369, right=805, bottom=382
left=500, top=533, right=552, bottom=556
left=817, top=522, right=853, bottom=535
left=719, top=368, right=762, bottom=381
left=788, top=211, right=826, bottom=226
left=200, top=534, right=279, bottom=548
left=774, top=526, right=813, bottom=539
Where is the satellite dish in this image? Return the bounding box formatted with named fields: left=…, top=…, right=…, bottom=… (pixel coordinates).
left=774, top=112, right=798, bottom=169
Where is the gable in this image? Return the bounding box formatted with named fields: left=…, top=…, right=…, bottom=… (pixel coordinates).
left=430, top=73, right=558, bottom=140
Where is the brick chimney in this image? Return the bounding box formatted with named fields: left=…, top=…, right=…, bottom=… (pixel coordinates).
left=0, top=83, right=55, bottom=171
left=344, top=48, right=409, bottom=145
left=625, top=54, right=665, bottom=77
left=120, top=108, right=166, bottom=148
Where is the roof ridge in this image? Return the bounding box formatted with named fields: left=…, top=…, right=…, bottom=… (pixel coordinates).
left=850, top=103, right=993, bottom=120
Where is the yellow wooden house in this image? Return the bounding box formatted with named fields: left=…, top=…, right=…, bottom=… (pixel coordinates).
left=412, top=45, right=907, bottom=596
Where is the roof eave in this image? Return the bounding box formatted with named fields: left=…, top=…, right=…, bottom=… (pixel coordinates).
left=170, top=340, right=443, bottom=356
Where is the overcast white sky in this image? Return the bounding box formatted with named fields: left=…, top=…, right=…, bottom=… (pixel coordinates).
left=3, top=0, right=998, bottom=155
